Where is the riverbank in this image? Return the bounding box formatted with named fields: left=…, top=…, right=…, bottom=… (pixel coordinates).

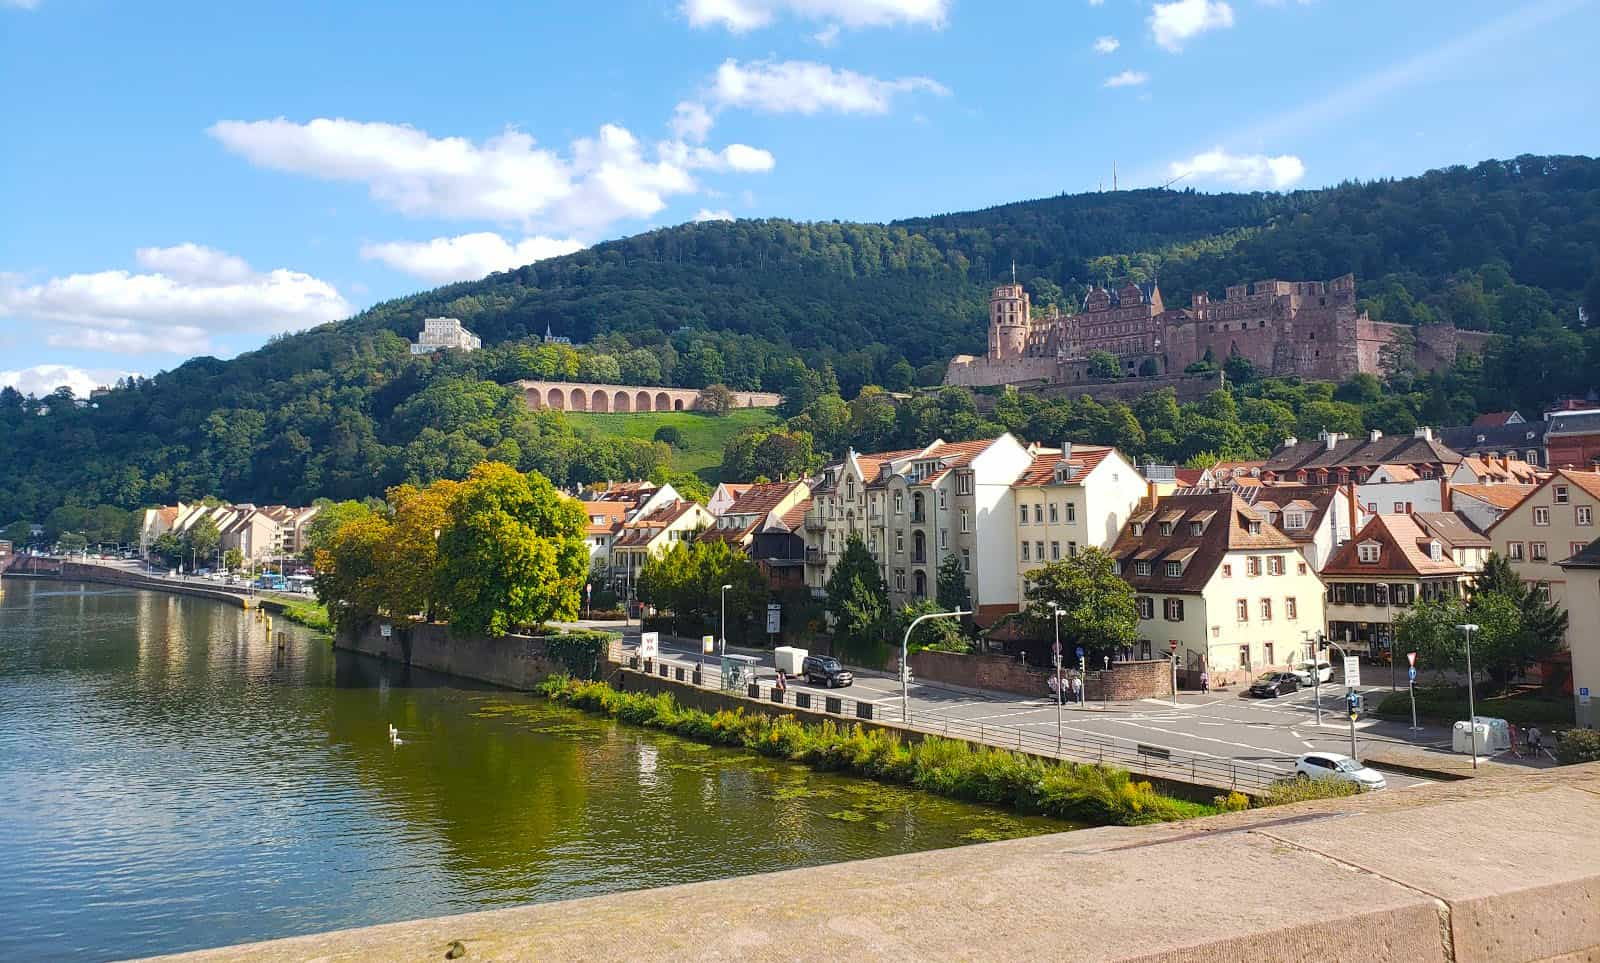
left=537, top=677, right=1221, bottom=826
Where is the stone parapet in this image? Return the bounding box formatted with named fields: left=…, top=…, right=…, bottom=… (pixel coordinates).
left=154, top=763, right=1600, bottom=962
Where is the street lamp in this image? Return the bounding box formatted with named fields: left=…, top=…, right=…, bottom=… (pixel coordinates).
left=1051, top=606, right=1065, bottom=753
left=1456, top=622, right=1480, bottom=769
left=1303, top=629, right=1324, bottom=726
left=719, top=584, right=733, bottom=656
left=901, top=607, right=969, bottom=724
left=1319, top=634, right=1360, bottom=761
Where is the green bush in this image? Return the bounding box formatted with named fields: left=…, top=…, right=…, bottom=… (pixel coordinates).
left=1556, top=728, right=1600, bottom=765
left=652, top=425, right=684, bottom=446
left=1372, top=689, right=1574, bottom=726
left=543, top=630, right=614, bottom=680
left=537, top=677, right=1207, bottom=826
left=1255, top=776, right=1365, bottom=807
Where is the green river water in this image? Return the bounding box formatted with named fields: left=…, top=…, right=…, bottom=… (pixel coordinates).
left=0, top=579, right=1065, bottom=961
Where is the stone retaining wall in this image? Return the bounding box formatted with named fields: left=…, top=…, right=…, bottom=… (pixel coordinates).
left=909, top=650, right=1175, bottom=701
left=5, top=560, right=252, bottom=609
left=337, top=621, right=621, bottom=691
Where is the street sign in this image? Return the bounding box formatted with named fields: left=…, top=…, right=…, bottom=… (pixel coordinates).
left=1169, top=639, right=1178, bottom=653
left=1581, top=687, right=1592, bottom=706
left=1407, top=651, right=1416, bottom=667
left=1407, top=666, right=1417, bottom=683
left=639, top=631, right=659, bottom=659
left=1075, top=646, right=1084, bottom=658
left=766, top=603, right=781, bottom=634
left=1343, top=655, right=1361, bottom=688
left=701, top=634, right=715, bottom=654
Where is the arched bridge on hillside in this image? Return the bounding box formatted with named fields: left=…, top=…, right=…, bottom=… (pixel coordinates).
left=514, top=380, right=781, bottom=414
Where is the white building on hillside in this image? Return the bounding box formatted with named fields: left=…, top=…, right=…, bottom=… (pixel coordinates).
left=410, top=317, right=481, bottom=354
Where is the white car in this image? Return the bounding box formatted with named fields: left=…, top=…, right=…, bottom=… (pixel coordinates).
left=1290, top=661, right=1334, bottom=686
left=1295, top=752, right=1387, bottom=790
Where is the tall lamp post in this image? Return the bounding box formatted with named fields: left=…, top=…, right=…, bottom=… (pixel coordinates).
left=1456, top=622, right=1480, bottom=769
left=1051, top=606, right=1065, bottom=753
left=901, top=608, right=969, bottom=725
left=1303, top=629, right=1324, bottom=726
left=718, top=583, right=733, bottom=656
left=1320, top=634, right=1359, bottom=761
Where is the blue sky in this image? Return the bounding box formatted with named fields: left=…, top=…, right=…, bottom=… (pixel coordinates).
left=2, top=0, right=1596, bottom=396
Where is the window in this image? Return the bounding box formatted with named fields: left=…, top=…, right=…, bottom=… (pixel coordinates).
left=1067, top=502, right=1077, bottom=522
left=1019, top=505, right=1029, bottom=526
left=1135, top=561, right=1152, bottom=576
left=1298, top=561, right=1309, bottom=575
left=957, top=473, right=973, bottom=495
left=1579, top=506, right=1593, bottom=526
left=1268, top=556, right=1285, bottom=575
left=1236, top=598, right=1249, bottom=621
left=869, top=534, right=879, bottom=553
left=1534, top=506, right=1550, bottom=527
left=1068, top=541, right=1079, bottom=558
left=1393, top=502, right=1405, bottom=513
left=1264, top=642, right=1275, bottom=665
left=1247, top=556, right=1263, bottom=576
left=1164, top=598, right=1185, bottom=621
left=1428, top=541, right=1442, bottom=561
left=1575, top=542, right=1588, bottom=558
left=960, top=509, right=970, bottom=533
left=1020, top=541, right=1030, bottom=562
left=1238, top=645, right=1250, bottom=669
left=1159, top=522, right=1173, bottom=536
left=1248, top=521, right=1262, bottom=535
left=1050, top=541, right=1061, bottom=560
left=1036, top=541, right=1045, bottom=561
left=1331, top=584, right=1347, bottom=603
left=1048, top=502, right=1059, bottom=523
left=1260, top=598, right=1272, bottom=621
left=938, top=490, right=947, bottom=510
left=940, top=529, right=949, bottom=550
left=1527, top=449, right=1538, bottom=464
left=1352, top=584, right=1368, bottom=604
left=1531, top=542, right=1547, bottom=561
left=961, top=548, right=971, bottom=572
left=1367, top=502, right=1377, bottom=513
left=1033, top=504, right=1044, bottom=524
left=1358, top=543, right=1380, bottom=564
left=1222, top=564, right=1233, bottom=577
left=1285, top=511, right=1306, bottom=530
left=1286, top=597, right=1298, bottom=620
left=1190, top=521, right=1203, bottom=536
left=894, top=492, right=904, bottom=514
left=1131, top=523, right=1143, bottom=537
left=1165, top=560, right=1182, bottom=577
left=1554, top=485, right=1570, bottom=505
left=1137, top=597, right=1154, bottom=619
left=895, top=532, right=905, bottom=554
left=1507, top=541, right=1524, bottom=561
left=895, top=569, right=906, bottom=591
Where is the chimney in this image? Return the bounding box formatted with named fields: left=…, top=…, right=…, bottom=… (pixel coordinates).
left=1368, top=429, right=1383, bottom=443
left=1283, top=436, right=1298, bottom=449
left=1440, top=472, right=1452, bottom=513
left=1413, top=426, right=1433, bottom=441
left=1324, top=432, right=1344, bottom=452
left=1345, top=483, right=1359, bottom=541
left=1061, top=441, right=1073, bottom=463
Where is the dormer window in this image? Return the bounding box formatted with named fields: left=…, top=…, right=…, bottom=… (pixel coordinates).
left=1358, top=542, right=1380, bottom=564
left=1285, top=511, right=1306, bottom=530
left=1135, top=561, right=1152, bottom=576
left=1131, top=523, right=1144, bottom=537
left=1164, top=560, right=1182, bottom=577
left=1248, top=521, right=1262, bottom=535
left=1428, top=541, right=1442, bottom=561
left=1159, top=522, right=1173, bottom=536
left=1189, top=521, right=1203, bottom=536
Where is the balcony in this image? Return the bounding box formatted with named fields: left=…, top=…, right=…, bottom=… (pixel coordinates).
left=803, top=513, right=825, bottom=533
left=804, top=547, right=824, bottom=566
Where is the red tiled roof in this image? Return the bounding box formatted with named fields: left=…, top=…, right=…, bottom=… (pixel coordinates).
left=1322, top=514, right=1464, bottom=578
left=1472, top=411, right=1520, bottom=428
left=580, top=501, right=628, bottom=536
left=778, top=497, right=812, bottom=532
left=1561, top=468, right=1600, bottom=501
left=1109, top=492, right=1296, bottom=595
left=1376, top=464, right=1420, bottom=482
left=1012, top=446, right=1115, bottom=487
left=1452, top=484, right=1535, bottom=511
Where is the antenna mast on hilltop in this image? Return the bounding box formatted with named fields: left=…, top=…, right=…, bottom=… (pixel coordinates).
left=1011, top=260, right=1017, bottom=284
left=1113, top=161, right=1118, bottom=192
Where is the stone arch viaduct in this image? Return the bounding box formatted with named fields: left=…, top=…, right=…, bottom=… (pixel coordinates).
left=515, top=380, right=781, bottom=414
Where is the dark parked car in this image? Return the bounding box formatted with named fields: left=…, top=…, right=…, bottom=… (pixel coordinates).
left=1248, top=672, right=1301, bottom=698
left=802, top=655, right=853, bottom=688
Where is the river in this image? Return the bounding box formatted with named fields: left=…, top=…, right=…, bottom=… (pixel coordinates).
left=0, top=579, right=1064, bottom=961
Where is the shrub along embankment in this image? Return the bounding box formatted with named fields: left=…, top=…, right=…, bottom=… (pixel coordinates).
left=538, top=677, right=1215, bottom=826
left=261, top=596, right=332, bottom=633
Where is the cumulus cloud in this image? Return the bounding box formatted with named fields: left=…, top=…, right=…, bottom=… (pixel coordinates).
left=683, top=0, right=948, bottom=32
left=210, top=117, right=773, bottom=237
left=710, top=59, right=948, bottom=115
left=1103, top=70, right=1149, bottom=88
left=0, top=244, right=350, bottom=356
left=1169, top=148, right=1305, bottom=189
left=0, top=364, right=137, bottom=399
left=670, top=101, right=715, bottom=143
left=361, top=233, right=585, bottom=284
left=813, top=23, right=841, bottom=45
left=693, top=208, right=735, bottom=222
left=1093, top=35, right=1120, bottom=53
left=1149, top=0, right=1234, bottom=51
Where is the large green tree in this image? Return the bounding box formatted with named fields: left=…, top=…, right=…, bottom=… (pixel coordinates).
left=1022, top=548, right=1138, bottom=653
left=434, top=462, right=588, bottom=637
left=824, top=533, right=891, bottom=664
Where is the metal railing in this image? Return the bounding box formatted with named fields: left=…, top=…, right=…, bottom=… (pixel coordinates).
left=626, top=651, right=1287, bottom=793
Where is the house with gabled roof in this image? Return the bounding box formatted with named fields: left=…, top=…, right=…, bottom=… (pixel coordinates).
left=1262, top=427, right=1463, bottom=516
left=609, top=499, right=714, bottom=598
left=1321, top=514, right=1471, bottom=655
left=1485, top=468, right=1600, bottom=648
left=1451, top=483, right=1537, bottom=533
left=707, top=482, right=753, bottom=518
left=699, top=480, right=811, bottom=552
left=1109, top=491, right=1324, bottom=684
left=1012, top=443, right=1147, bottom=606
left=1249, top=483, right=1357, bottom=572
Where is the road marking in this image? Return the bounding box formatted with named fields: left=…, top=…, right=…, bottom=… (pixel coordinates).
left=1301, top=740, right=1315, bottom=748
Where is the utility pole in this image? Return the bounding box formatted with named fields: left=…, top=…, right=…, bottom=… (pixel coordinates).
left=902, top=608, right=968, bottom=725
left=1457, top=623, right=1480, bottom=768
left=719, top=583, right=732, bottom=656
left=1052, top=606, right=1064, bottom=754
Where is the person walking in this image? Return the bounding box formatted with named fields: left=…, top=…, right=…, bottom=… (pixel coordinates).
left=1200, top=669, right=1210, bottom=694
left=1070, top=674, right=1083, bottom=705
left=1048, top=673, right=1062, bottom=705
left=1528, top=725, right=1543, bottom=754
left=775, top=669, right=788, bottom=696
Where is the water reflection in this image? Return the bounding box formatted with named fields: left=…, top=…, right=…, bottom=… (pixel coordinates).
left=0, top=578, right=1065, bottom=961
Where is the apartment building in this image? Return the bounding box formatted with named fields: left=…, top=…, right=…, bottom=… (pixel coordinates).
left=1011, top=444, right=1147, bottom=603
left=1556, top=538, right=1600, bottom=727
left=699, top=480, right=811, bottom=552
left=579, top=501, right=629, bottom=570
left=1320, top=514, right=1472, bottom=655
left=1261, top=428, right=1463, bottom=515
left=1486, top=468, right=1600, bottom=645
left=609, top=500, right=714, bottom=597
left=1108, top=491, right=1325, bottom=683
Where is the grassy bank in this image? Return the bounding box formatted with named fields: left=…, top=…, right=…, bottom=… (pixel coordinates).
left=1373, top=687, right=1574, bottom=726
left=263, top=596, right=332, bottom=633
left=568, top=408, right=779, bottom=477
left=538, top=677, right=1215, bottom=826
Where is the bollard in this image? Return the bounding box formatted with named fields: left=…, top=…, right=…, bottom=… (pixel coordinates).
left=770, top=688, right=784, bottom=704
left=747, top=683, right=760, bottom=699
left=825, top=696, right=842, bottom=715
left=674, top=666, right=685, bottom=681
left=856, top=702, right=873, bottom=720
left=692, top=666, right=703, bottom=686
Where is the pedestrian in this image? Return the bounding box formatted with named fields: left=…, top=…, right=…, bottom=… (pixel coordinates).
left=1200, top=670, right=1210, bottom=694
left=1071, top=674, right=1083, bottom=705
left=1047, top=673, right=1061, bottom=704
left=775, top=669, right=787, bottom=695
left=1528, top=725, right=1543, bottom=753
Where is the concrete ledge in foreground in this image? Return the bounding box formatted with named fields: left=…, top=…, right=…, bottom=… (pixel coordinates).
left=151, top=763, right=1600, bottom=962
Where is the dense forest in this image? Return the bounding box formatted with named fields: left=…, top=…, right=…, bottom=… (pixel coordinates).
left=2, top=154, right=1598, bottom=527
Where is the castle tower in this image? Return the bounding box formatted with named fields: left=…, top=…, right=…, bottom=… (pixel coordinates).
left=988, top=283, right=1030, bottom=360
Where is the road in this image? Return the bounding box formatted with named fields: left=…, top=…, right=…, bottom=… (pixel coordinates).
left=623, top=629, right=1441, bottom=790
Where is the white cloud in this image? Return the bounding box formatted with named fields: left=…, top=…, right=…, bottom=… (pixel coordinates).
left=710, top=59, right=948, bottom=115
left=210, top=117, right=773, bottom=237
left=3, top=0, right=41, bottom=9
left=0, top=364, right=137, bottom=399
left=361, top=233, right=585, bottom=284
left=694, top=208, right=735, bottom=222
left=683, top=0, right=948, bottom=32
left=1149, top=0, right=1234, bottom=51
left=1088, top=0, right=1104, bottom=5
left=1103, top=70, right=1149, bottom=88
left=813, top=23, right=841, bottom=45
left=0, top=245, right=351, bottom=356
left=1093, top=35, right=1120, bottom=54
left=670, top=101, right=714, bottom=143
left=657, top=139, right=776, bottom=173
left=1169, top=147, right=1305, bottom=189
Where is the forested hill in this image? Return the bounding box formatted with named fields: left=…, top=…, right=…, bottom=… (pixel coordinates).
left=2, top=154, right=1598, bottom=524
